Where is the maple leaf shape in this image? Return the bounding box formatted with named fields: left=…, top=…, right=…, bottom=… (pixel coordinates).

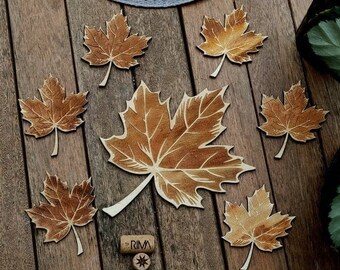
left=198, top=6, right=267, bottom=78
left=82, top=10, right=151, bottom=87
left=101, top=81, right=254, bottom=217
left=259, top=82, right=328, bottom=159
left=223, top=186, right=294, bottom=270
left=19, top=75, right=88, bottom=157
left=26, top=173, right=97, bottom=255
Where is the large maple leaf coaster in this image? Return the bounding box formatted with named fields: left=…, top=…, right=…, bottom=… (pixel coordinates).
left=101, top=81, right=254, bottom=217
left=19, top=75, right=88, bottom=157
left=223, top=186, right=294, bottom=270
left=198, top=6, right=267, bottom=78
left=83, top=11, right=151, bottom=87
left=26, top=174, right=97, bottom=255
left=259, top=82, right=328, bottom=159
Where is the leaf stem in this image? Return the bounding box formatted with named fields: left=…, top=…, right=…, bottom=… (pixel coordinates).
left=241, top=242, right=254, bottom=270
left=275, top=133, right=289, bottom=159
left=72, top=225, right=83, bottom=256
left=99, top=61, right=112, bottom=87
left=210, top=53, right=226, bottom=78
left=103, top=173, right=154, bottom=217
left=51, top=128, right=58, bottom=157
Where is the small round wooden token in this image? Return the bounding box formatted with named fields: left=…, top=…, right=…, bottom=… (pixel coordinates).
left=132, top=253, right=151, bottom=270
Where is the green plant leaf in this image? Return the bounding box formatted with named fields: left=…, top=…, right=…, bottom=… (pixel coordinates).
left=296, top=6, right=340, bottom=81
left=329, top=186, right=340, bottom=248
left=306, top=7, right=340, bottom=80
left=321, top=150, right=340, bottom=249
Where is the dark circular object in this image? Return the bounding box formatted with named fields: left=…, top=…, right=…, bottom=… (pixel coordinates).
left=110, top=0, right=198, bottom=8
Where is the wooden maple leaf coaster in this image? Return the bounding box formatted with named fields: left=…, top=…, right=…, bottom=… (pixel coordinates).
left=82, top=11, right=151, bottom=87
left=26, top=173, right=97, bottom=255
left=101, top=81, right=254, bottom=217
left=19, top=75, right=88, bottom=157
left=259, top=82, right=328, bottom=159
left=223, top=186, right=294, bottom=270
left=198, top=6, right=267, bottom=78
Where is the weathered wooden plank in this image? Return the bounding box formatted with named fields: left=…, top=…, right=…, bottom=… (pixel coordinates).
left=289, top=0, right=312, bottom=27
left=181, top=1, right=288, bottom=269
left=65, top=1, right=164, bottom=269
left=289, top=0, right=340, bottom=164
left=6, top=0, right=101, bottom=269
left=125, top=6, right=226, bottom=269
left=233, top=0, right=339, bottom=268
left=0, top=0, right=36, bottom=269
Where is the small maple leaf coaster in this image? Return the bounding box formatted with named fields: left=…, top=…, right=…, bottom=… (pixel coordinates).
left=83, top=11, right=151, bottom=87
left=223, top=186, right=294, bottom=270
left=259, top=82, right=328, bottom=159
left=101, top=81, right=254, bottom=217
left=198, top=6, right=267, bottom=78
left=19, top=75, right=88, bottom=157
left=26, top=173, right=97, bottom=255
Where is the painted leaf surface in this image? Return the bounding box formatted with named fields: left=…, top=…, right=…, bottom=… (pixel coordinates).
left=259, top=82, right=328, bottom=158
left=101, top=82, right=254, bottom=216
left=26, top=174, right=97, bottom=255
left=198, top=6, right=267, bottom=77
left=19, top=75, right=87, bottom=156
left=223, top=186, right=294, bottom=269
left=83, top=11, right=151, bottom=86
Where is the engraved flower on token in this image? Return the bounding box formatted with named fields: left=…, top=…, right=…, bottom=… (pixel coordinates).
left=137, top=255, right=148, bottom=267
left=133, top=253, right=150, bottom=270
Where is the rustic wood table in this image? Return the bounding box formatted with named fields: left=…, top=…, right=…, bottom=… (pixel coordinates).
left=1, top=0, right=340, bottom=269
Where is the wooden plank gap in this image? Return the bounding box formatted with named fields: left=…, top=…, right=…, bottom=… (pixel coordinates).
left=285, top=0, right=329, bottom=169
left=124, top=5, right=225, bottom=269
left=234, top=1, right=291, bottom=266
left=181, top=0, right=290, bottom=268
left=120, top=5, right=141, bottom=91
left=149, top=183, right=168, bottom=270
left=287, top=0, right=299, bottom=30
left=7, top=0, right=102, bottom=267
left=233, top=0, right=338, bottom=267
left=65, top=0, right=164, bottom=268
left=289, top=0, right=340, bottom=164
left=63, top=1, right=105, bottom=269
left=211, top=195, right=230, bottom=270
left=4, top=0, right=39, bottom=268
left=244, top=63, right=291, bottom=270
left=121, top=6, right=168, bottom=270
left=178, top=7, right=198, bottom=95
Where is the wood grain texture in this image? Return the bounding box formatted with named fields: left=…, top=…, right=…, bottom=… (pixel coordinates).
left=6, top=0, right=101, bottom=269
left=290, top=0, right=340, bottom=164
left=124, top=6, right=226, bottom=270
left=0, top=0, right=36, bottom=269
left=65, top=0, right=163, bottom=269
left=181, top=1, right=288, bottom=269
left=1, top=0, right=340, bottom=269
left=234, top=0, right=339, bottom=268
left=289, top=0, right=312, bottom=27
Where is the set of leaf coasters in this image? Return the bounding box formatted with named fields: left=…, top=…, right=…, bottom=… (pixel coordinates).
left=19, top=6, right=329, bottom=270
